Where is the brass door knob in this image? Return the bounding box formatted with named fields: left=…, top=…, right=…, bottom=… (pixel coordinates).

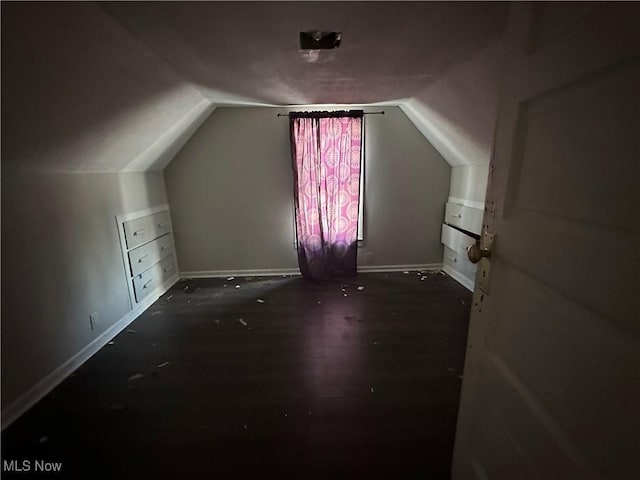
left=467, top=242, right=491, bottom=264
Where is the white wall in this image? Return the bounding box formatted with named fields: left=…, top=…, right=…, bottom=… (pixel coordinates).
left=401, top=39, right=504, bottom=207
left=164, top=106, right=451, bottom=274
left=1, top=171, right=168, bottom=415
left=1, top=2, right=211, bottom=173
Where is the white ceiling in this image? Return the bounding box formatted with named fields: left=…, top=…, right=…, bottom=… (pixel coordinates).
left=103, top=1, right=507, bottom=105
left=1, top=2, right=507, bottom=172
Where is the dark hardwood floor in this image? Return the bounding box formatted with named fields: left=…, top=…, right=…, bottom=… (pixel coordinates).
left=2, top=272, right=471, bottom=479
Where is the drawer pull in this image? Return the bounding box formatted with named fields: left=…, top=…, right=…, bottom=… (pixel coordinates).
left=448, top=213, right=462, bottom=218
left=447, top=255, right=457, bottom=262
left=133, top=228, right=145, bottom=236
left=143, top=279, right=154, bottom=289
left=137, top=255, right=149, bottom=263
left=163, top=265, right=174, bottom=273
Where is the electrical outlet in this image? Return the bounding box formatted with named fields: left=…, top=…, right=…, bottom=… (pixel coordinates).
left=89, top=312, right=99, bottom=331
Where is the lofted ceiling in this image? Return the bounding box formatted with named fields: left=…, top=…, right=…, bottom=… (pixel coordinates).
left=1, top=2, right=508, bottom=172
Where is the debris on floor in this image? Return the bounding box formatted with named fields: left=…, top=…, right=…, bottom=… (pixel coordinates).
left=223, top=284, right=227, bottom=288
left=420, top=276, right=427, bottom=281
left=357, top=286, right=364, bottom=291
left=343, top=293, right=348, bottom=297
left=126, top=329, right=136, bottom=334
left=151, top=310, right=163, bottom=316
left=227, top=276, right=235, bottom=281
left=156, top=361, right=170, bottom=368
left=403, top=271, right=409, bottom=274
left=235, top=285, right=241, bottom=289
left=256, top=299, right=265, bottom=304
left=166, top=295, right=174, bottom=301
left=128, top=373, right=144, bottom=382
left=237, top=318, right=248, bottom=327
left=184, top=285, right=194, bottom=293
left=317, top=301, right=322, bottom=304
left=370, top=387, right=375, bottom=393
left=107, top=341, right=115, bottom=345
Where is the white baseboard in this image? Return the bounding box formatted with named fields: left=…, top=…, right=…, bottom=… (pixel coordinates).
left=181, top=264, right=442, bottom=279
left=442, top=265, right=475, bottom=292
left=180, top=268, right=301, bottom=279
left=357, top=263, right=442, bottom=273
left=1, top=275, right=178, bottom=430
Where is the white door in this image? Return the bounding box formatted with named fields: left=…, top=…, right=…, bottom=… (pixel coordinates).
left=452, top=3, right=639, bottom=479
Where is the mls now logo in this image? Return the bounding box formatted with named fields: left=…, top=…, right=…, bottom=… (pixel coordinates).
left=3, top=459, right=63, bottom=473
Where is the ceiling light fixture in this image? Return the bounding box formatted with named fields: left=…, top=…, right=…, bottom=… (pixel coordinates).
left=299, top=31, right=342, bottom=50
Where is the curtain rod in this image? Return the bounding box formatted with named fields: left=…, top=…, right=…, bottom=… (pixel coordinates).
left=277, top=111, right=384, bottom=117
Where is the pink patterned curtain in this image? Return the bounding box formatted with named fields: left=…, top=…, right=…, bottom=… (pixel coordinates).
left=290, top=111, right=363, bottom=282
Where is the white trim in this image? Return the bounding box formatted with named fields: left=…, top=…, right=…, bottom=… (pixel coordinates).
left=116, top=204, right=171, bottom=223
left=442, top=265, right=475, bottom=292
left=357, top=263, right=442, bottom=273
left=447, top=196, right=486, bottom=211
left=1, top=276, right=177, bottom=430
left=181, top=264, right=443, bottom=279
left=181, top=268, right=301, bottom=279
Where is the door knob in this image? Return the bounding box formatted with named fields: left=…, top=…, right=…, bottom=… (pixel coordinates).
left=467, top=243, right=490, bottom=263
left=467, top=231, right=494, bottom=264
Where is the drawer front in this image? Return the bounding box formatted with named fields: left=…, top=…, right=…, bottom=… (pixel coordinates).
left=445, top=202, right=463, bottom=228
left=158, top=255, right=176, bottom=277
left=443, top=246, right=461, bottom=270
left=133, top=263, right=160, bottom=303
left=123, top=211, right=172, bottom=250
left=123, top=215, right=153, bottom=250
left=460, top=205, right=483, bottom=235
left=132, top=255, right=176, bottom=303
left=150, top=211, right=171, bottom=239
left=443, top=246, right=478, bottom=281
left=444, top=202, right=484, bottom=235
left=441, top=223, right=476, bottom=255
left=128, top=234, right=174, bottom=276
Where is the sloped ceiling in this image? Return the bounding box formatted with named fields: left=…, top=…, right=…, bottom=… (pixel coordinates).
left=1, top=2, right=507, bottom=173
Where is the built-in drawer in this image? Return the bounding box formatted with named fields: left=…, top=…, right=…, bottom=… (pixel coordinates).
left=123, top=215, right=153, bottom=250
left=123, top=211, right=172, bottom=250
left=441, top=223, right=477, bottom=255
left=444, top=202, right=483, bottom=235
left=151, top=211, right=171, bottom=239
left=132, top=255, right=175, bottom=303
left=128, top=234, right=174, bottom=276
left=443, top=246, right=477, bottom=281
